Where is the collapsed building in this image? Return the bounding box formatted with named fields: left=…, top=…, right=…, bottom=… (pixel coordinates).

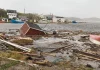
left=20, top=22, right=46, bottom=36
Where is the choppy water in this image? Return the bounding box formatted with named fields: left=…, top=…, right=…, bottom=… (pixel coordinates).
left=0, top=22, right=100, bottom=32
left=38, top=22, right=100, bottom=32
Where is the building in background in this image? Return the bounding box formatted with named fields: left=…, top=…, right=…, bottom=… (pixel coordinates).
left=52, top=16, right=66, bottom=23
left=7, top=10, right=17, bottom=19
left=39, top=14, right=68, bottom=23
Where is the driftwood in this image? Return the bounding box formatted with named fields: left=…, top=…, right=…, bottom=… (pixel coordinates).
left=73, top=49, right=100, bottom=61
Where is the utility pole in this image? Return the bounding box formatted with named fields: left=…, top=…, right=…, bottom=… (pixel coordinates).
left=24, top=8, right=25, bottom=14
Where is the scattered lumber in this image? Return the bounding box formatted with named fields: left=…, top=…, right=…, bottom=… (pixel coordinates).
left=50, top=45, right=71, bottom=53
left=12, top=51, right=40, bottom=57
left=43, top=53, right=56, bottom=57
left=10, top=37, right=33, bottom=46
left=73, top=49, right=100, bottom=61
left=0, top=39, right=31, bottom=52
left=33, top=60, right=52, bottom=66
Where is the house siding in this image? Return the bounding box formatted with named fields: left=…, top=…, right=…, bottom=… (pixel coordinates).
left=20, top=23, right=29, bottom=35
left=26, top=28, right=45, bottom=35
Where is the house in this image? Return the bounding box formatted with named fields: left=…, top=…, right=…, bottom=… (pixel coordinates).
left=39, top=14, right=67, bottom=23
left=20, top=22, right=46, bottom=36
left=52, top=16, right=66, bottom=23
left=45, top=15, right=66, bottom=23
left=7, top=10, right=17, bottom=19
left=39, top=14, right=48, bottom=23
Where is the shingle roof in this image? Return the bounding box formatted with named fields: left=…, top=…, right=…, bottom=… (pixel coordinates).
left=55, top=16, right=64, bottom=18
left=26, top=22, right=42, bottom=30
left=7, top=10, right=17, bottom=13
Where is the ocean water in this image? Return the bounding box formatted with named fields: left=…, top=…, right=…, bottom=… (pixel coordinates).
left=38, top=22, right=100, bottom=32
left=0, top=22, right=100, bottom=32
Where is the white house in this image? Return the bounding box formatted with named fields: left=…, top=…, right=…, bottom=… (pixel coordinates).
left=7, top=10, right=17, bottom=19
left=52, top=16, right=66, bottom=23
left=39, top=14, right=67, bottom=23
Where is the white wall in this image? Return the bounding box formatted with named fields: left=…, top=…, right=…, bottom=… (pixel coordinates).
left=7, top=13, right=17, bottom=19
left=53, top=17, right=66, bottom=23
left=53, top=17, right=58, bottom=22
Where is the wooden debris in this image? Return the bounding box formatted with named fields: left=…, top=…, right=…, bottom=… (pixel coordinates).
left=14, top=51, right=40, bottom=57
left=73, top=49, right=100, bottom=61
left=10, top=37, right=33, bottom=45
left=0, top=39, right=31, bottom=52
left=50, top=45, right=71, bottom=53
left=33, top=60, right=52, bottom=66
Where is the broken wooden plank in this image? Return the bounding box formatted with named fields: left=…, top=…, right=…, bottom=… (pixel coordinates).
left=73, top=49, right=100, bottom=61
left=14, top=52, right=40, bottom=57
left=50, top=45, right=71, bottom=53
left=0, top=39, right=31, bottom=52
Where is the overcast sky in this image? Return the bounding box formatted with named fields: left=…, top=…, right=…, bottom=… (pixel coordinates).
left=0, top=0, right=100, bottom=18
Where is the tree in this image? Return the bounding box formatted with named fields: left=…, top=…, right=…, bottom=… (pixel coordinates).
left=27, top=13, right=41, bottom=23
left=0, top=9, right=7, bottom=18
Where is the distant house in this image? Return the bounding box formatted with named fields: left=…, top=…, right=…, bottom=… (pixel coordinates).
left=7, top=10, right=17, bottom=19
left=39, top=14, right=67, bottom=23
left=45, top=15, right=66, bottom=23
left=20, top=22, right=46, bottom=36
left=52, top=16, right=66, bottom=23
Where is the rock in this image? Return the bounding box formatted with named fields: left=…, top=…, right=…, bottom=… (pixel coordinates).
left=86, top=64, right=93, bottom=68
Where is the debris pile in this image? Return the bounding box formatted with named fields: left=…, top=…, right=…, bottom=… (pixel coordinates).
left=10, top=37, right=33, bottom=46
left=0, top=24, right=99, bottom=70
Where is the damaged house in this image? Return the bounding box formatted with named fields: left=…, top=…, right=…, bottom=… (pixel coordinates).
left=20, top=22, right=46, bottom=36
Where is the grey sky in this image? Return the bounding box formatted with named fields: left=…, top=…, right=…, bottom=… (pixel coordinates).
left=0, top=0, right=100, bottom=18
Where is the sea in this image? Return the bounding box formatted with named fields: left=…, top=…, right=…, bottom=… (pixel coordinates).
left=0, top=22, right=100, bottom=32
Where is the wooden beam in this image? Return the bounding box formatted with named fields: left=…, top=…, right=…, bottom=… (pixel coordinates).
left=73, top=49, right=100, bottom=61
left=0, top=39, right=31, bottom=52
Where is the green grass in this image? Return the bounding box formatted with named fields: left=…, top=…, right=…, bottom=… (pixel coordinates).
left=55, top=61, right=94, bottom=70
left=0, top=61, right=19, bottom=70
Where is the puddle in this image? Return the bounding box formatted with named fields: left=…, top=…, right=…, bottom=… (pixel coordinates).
left=45, top=50, right=73, bottom=62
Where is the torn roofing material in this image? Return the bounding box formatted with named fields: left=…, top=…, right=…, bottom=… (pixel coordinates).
left=26, top=22, right=42, bottom=30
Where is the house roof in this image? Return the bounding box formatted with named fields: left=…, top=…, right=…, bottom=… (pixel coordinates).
left=26, top=22, right=42, bottom=30
left=7, top=10, right=17, bottom=13
left=55, top=16, right=64, bottom=18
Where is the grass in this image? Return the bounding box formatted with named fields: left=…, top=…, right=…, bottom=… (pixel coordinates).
left=55, top=61, right=94, bottom=70
left=0, top=60, right=19, bottom=70
left=0, top=51, right=27, bottom=60
left=0, top=57, right=37, bottom=70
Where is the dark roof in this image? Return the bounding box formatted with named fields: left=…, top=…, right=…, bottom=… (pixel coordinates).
left=7, top=10, right=17, bottom=13
left=26, top=22, right=42, bottom=30
left=55, top=16, right=64, bottom=18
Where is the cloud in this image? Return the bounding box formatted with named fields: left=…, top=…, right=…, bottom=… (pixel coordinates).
left=0, top=0, right=100, bottom=18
